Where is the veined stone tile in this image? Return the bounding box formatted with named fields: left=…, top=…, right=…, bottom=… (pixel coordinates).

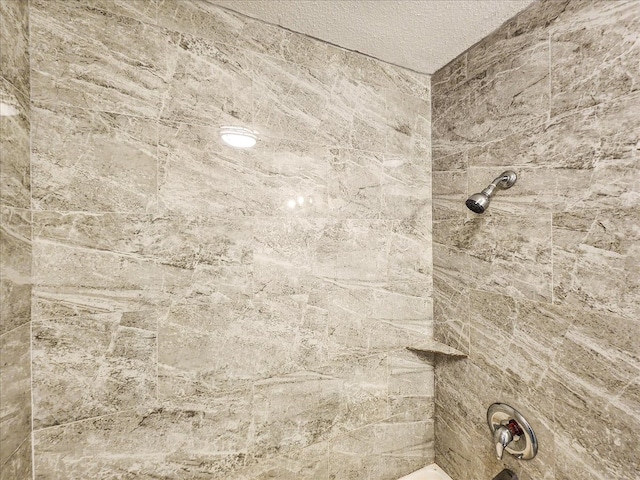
left=227, top=441, right=328, bottom=480
left=432, top=243, right=470, bottom=355
left=466, top=93, right=640, bottom=212
left=159, top=299, right=328, bottom=389
left=318, top=352, right=389, bottom=433
left=553, top=208, right=640, bottom=320
left=381, top=155, right=431, bottom=224
left=162, top=31, right=252, bottom=126
left=83, top=0, right=158, bottom=25
left=389, top=349, right=434, bottom=397
left=157, top=0, right=246, bottom=46
left=385, top=89, right=429, bottom=156
left=0, top=207, right=31, bottom=335
left=550, top=0, right=640, bottom=116
left=310, top=281, right=432, bottom=325
left=387, top=225, right=432, bottom=297
left=329, top=421, right=434, bottom=480
left=31, top=238, right=179, bottom=320
left=431, top=53, right=467, bottom=102
left=550, top=321, right=640, bottom=480
left=31, top=104, right=157, bottom=213
left=252, top=53, right=332, bottom=145
left=30, top=0, right=168, bottom=117
left=432, top=40, right=549, bottom=159
left=432, top=170, right=466, bottom=199
left=0, top=80, right=30, bottom=209
left=313, top=219, right=390, bottom=282
left=465, top=212, right=553, bottom=302
left=389, top=395, right=435, bottom=424
left=0, top=0, right=29, bottom=98
left=158, top=122, right=329, bottom=217
left=327, top=148, right=383, bottom=219
left=250, top=372, right=342, bottom=457
left=0, top=323, right=32, bottom=469
left=32, top=313, right=157, bottom=429
left=33, top=407, right=250, bottom=479
left=348, top=84, right=389, bottom=154
left=252, top=217, right=326, bottom=297
left=33, top=211, right=254, bottom=269
left=0, top=435, right=32, bottom=480
left=337, top=52, right=431, bottom=98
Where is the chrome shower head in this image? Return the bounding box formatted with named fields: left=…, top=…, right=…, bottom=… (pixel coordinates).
left=466, top=171, right=517, bottom=214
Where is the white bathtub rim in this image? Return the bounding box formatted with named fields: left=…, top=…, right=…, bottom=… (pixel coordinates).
left=397, top=463, right=453, bottom=480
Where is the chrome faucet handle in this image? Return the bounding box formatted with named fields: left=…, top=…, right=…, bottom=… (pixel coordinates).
left=494, top=425, right=513, bottom=460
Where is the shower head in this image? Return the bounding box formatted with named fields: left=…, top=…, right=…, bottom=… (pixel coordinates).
left=466, top=171, right=517, bottom=214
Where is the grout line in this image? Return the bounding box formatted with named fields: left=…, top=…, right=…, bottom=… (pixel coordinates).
left=31, top=408, right=138, bottom=434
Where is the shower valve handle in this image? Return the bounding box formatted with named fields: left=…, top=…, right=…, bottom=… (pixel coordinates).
left=494, top=420, right=524, bottom=459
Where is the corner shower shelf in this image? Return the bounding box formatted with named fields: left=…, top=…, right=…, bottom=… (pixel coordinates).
left=406, top=339, right=467, bottom=358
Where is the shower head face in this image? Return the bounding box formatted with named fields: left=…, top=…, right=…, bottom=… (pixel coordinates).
left=466, top=192, right=490, bottom=214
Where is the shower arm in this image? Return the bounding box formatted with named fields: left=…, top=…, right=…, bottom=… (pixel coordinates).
left=481, top=172, right=518, bottom=197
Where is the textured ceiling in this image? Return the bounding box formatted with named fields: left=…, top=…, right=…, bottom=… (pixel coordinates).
left=209, top=0, right=533, bottom=74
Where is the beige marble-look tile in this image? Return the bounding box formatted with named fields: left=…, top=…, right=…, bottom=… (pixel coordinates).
left=33, top=211, right=255, bottom=306
left=0, top=323, right=32, bottom=470
left=434, top=359, right=501, bottom=480
left=550, top=311, right=640, bottom=480
left=227, top=441, right=328, bottom=480
left=388, top=349, right=434, bottom=398
left=387, top=221, right=432, bottom=297
left=431, top=53, right=467, bottom=105
left=249, top=372, right=342, bottom=458
left=0, top=207, right=31, bottom=335
left=31, top=104, right=157, bottom=213
left=32, top=313, right=157, bottom=429
left=338, top=51, right=431, bottom=98
left=329, top=421, right=434, bottom=480
left=385, top=89, right=429, bottom=157
left=466, top=92, right=640, bottom=212
left=252, top=54, right=332, bottom=145
left=381, top=155, right=431, bottom=225
left=0, top=0, right=29, bottom=98
left=0, top=435, right=32, bottom=480
left=159, top=298, right=329, bottom=393
left=158, top=122, right=329, bottom=217
left=327, top=148, right=383, bottom=219
left=313, top=219, right=390, bottom=282
left=83, top=0, right=158, bottom=25
left=0, top=80, right=30, bottom=209
left=252, top=217, right=326, bottom=297
left=550, top=0, right=640, bottom=116
left=31, top=232, right=180, bottom=320
left=156, top=0, right=247, bottom=48
left=307, top=280, right=431, bottom=358
left=319, top=352, right=389, bottom=434
left=553, top=208, right=640, bottom=320
left=161, top=31, right=252, bottom=126
left=432, top=39, right=549, bottom=158
left=346, top=83, right=389, bottom=153
left=30, top=0, right=167, bottom=116
left=465, top=212, right=553, bottom=303
left=33, top=407, right=250, bottom=479
left=432, top=243, right=470, bottom=355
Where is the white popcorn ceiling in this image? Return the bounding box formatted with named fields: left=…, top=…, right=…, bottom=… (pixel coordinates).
left=209, top=0, right=534, bottom=74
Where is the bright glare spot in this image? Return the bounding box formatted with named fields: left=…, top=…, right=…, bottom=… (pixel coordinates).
left=0, top=102, right=19, bottom=117
left=219, top=126, right=257, bottom=148
left=297, top=196, right=304, bottom=205
left=287, top=199, right=297, bottom=209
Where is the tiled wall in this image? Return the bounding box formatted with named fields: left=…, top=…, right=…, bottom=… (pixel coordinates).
left=432, top=1, right=639, bottom=479
left=28, top=0, right=432, bottom=478
left=0, top=1, right=33, bottom=479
